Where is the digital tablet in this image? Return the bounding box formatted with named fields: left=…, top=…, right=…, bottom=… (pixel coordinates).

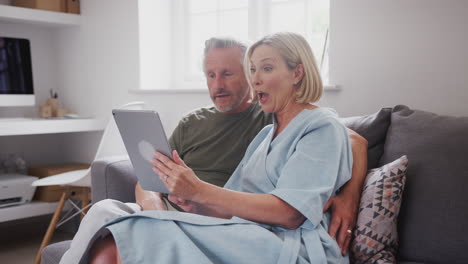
left=112, top=109, right=172, bottom=193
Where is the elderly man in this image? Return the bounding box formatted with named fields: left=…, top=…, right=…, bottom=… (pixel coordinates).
left=137, top=37, right=368, bottom=255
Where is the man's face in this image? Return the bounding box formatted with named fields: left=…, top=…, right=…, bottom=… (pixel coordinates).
left=204, top=47, right=251, bottom=113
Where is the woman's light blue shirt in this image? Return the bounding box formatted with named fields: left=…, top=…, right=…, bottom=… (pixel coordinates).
left=97, top=108, right=352, bottom=264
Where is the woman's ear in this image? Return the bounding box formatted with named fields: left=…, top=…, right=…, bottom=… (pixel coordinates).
left=293, top=64, right=305, bottom=85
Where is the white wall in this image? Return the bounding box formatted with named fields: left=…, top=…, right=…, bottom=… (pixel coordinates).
left=326, top=0, right=468, bottom=117
left=5, top=0, right=465, bottom=164
left=62, top=0, right=468, bottom=122
left=56, top=0, right=211, bottom=163
left=57, top=0, right=211, bottom=127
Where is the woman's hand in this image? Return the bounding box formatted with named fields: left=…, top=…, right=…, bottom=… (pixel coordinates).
left=135, top=182, right=167, bottom=211
left=323, top=191, right=359, bottom=256
left=168, top=194, right=231, bottom=218
left=167, top=194, right=202, bottom=214
left=152, top=150, right=205, bottom=201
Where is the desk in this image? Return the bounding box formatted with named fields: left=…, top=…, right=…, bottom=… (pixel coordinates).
left=0, top=118, right=105, bottom=136
left=0, top=118, right=105, bottom=223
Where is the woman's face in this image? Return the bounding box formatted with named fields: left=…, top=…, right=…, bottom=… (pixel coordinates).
left=249, top=45, right=300, bottom=113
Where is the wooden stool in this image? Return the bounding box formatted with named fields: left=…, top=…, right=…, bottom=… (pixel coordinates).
left=34, top=186, right=91, bottom=264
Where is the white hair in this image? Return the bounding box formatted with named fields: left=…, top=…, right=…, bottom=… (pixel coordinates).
left=203, top=37, right=248, bottom=72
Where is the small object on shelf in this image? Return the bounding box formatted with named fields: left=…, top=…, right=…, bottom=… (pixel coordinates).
left=28, top=163, right=89, bottom=202
left=0, top=173, right=38, bottom=208
left=39, top=90, right=73, bottom=118
left=13, top=153, right=28, bottom=174
left=56, top=108, right=69, bottom=118
left=12, top=0, right=67, bottom=13
left=39, top=104, right=52, bottom=118
left=49, top=88, right=58, bottom=99
left=63, top=113, right=80, bottom=119
left=66, top=0, right=79, bottom=14
left=46, top=97, right=59, bottom=116
left=47, top=88, right=59, bottom=115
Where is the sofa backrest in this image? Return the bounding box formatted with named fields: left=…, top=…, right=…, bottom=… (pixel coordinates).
left=379, top=105, right=468, bottom=264
left=341, top=108, right=392, bottom=170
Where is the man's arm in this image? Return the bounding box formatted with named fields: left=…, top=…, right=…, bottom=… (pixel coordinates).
left=323, top=128, right=368, bottom=256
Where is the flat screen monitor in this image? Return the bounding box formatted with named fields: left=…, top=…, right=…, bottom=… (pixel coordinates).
left=0, top=37, right=35, bottom=107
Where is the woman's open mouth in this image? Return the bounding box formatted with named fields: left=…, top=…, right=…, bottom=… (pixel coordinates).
left=257, top=92, right=269, bottom=104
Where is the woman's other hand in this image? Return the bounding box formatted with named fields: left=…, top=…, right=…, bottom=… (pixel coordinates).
left=323, top=191, right=359, bottom=256
left=152, top=150, right=204, bottom=201
left=168, top=194, right=200, bottom=213
left=168, top=194, right=229, bottom=218
left=135, top=182, right=167, bottom=211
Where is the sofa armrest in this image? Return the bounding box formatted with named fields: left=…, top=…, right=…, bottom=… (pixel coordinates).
left=91, top=156, right=137, bottom=203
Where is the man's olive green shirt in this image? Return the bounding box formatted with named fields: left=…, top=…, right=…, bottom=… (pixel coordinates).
left=169, top=103, right=272, bottom=187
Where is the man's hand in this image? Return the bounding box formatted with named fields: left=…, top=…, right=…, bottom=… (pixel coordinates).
left=135, top=182, right=167, bottom=211
left=323, top=191, right=360, bottom=256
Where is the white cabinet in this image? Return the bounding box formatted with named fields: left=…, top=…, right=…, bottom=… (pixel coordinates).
left=0, top=5, right=93, bottom=222
left=0, top=118, right=104, bottom=223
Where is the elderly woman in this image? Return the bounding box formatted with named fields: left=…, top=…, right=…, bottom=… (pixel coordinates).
left=69, top=32, right=352, bottom=264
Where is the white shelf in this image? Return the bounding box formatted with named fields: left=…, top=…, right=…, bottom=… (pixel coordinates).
left=0, top=118, right=106, bottom=136
left=0, top=4, right=80, bottom=27
left=0, top=201, right=68, bottom=223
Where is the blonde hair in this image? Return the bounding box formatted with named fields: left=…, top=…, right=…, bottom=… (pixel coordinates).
left=244, top=32, right=323, bottom=103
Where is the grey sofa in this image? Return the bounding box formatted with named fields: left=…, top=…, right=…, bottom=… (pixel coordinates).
left=41, top=105, right=468, bottom=264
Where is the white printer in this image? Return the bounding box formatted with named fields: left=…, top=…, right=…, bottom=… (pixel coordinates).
left=0, top=174, right=38, bottom=207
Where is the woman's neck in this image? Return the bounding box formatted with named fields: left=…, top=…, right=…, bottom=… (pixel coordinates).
left=273, top=103, right=317, bottom=138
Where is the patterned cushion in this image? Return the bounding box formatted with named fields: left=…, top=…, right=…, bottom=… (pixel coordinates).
left=350, top=155, right=408, bottom=264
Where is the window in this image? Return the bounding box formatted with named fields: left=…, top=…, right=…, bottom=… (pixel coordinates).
left=138, top=0, right=329, bottom=91
left=183, top=0, right=249, bottom=82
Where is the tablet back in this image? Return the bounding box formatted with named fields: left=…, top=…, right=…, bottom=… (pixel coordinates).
left=112, top=109, right=171, bottom=193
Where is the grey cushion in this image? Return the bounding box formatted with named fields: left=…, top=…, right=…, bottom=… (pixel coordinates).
left=341, top=107, right=392, bottom=169
left=91, top=156, right=137, bottom=203
left=379, top=105, right=468, bottom=264
left=41, top=240, right=71, bottom=264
